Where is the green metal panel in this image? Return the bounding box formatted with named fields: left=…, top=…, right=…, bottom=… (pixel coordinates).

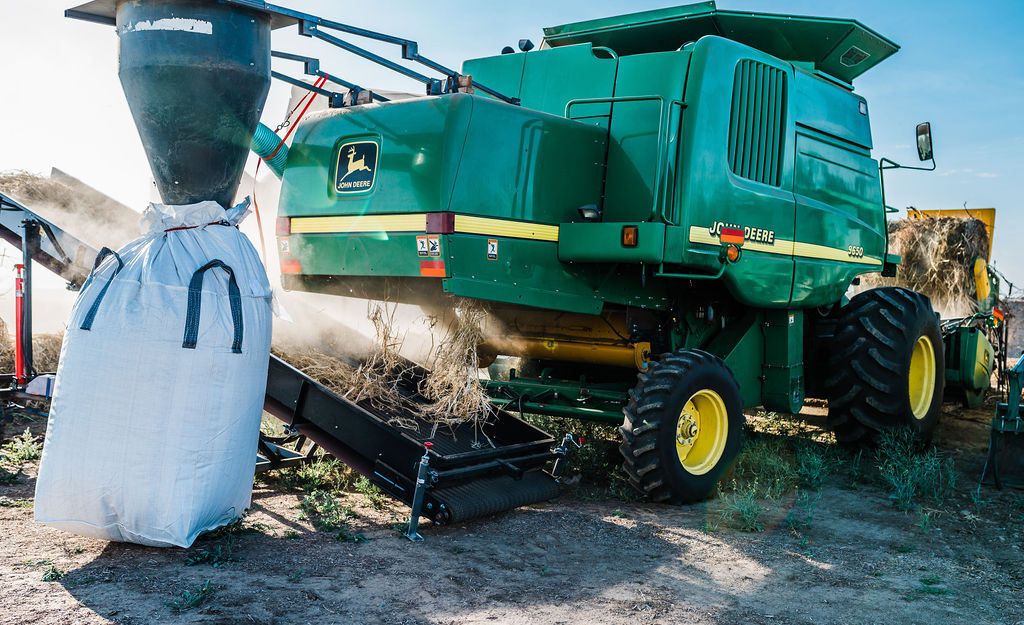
left=761, top=309, right=805, bottom=413
left=466, top=43, right=617, bottom=121
left=280, top=94, right=606, bottom=225
left=459, top=52, right=525, bottom=104
left=790, top=68, right=885, bottom=307
left=673, top=36, right=796, bottom=307
left=558, top=222, right=665, bottom=263
left=448, top=96, right=606, bottom=223
left=597, top=52, right=690, bottom=223
left=284, top=232, right=431, bottom=277
left=705, top=310, right=765, bottom=408
left=280, top=96, right=470, bottom=218
left=944, top=326, right=994, bottom=408
left=542, top=1, right=898, bottom=83
left=442, top=234, right=671, bottom=314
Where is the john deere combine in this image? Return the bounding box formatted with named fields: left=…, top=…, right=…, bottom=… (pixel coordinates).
left=66, top=0, right=991, bottom=508
left=271, top=3, right=947, bottom=502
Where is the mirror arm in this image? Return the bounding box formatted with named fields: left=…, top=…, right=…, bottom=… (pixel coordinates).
left=880, top=156, right=936, bottom=172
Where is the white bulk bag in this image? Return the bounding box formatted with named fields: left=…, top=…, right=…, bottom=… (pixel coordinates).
left=34, top=199, right=272, bottom=547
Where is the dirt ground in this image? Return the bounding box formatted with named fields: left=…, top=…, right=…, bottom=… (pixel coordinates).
left=2, top=401, right=1023, bottom=625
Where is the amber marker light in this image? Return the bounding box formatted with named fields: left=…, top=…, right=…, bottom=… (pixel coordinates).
left=622, top=226, right=638, bottom=247
left=726, top=244, right=741, bottom=263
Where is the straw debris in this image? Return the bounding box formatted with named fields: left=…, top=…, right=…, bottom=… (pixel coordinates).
left=0, top=318, right=63, bottom=373
left=273, top=299, right=494, bottom=433
left=863, top=215, right=990, bottom=317
left=418, top=299, right=495, bottom=432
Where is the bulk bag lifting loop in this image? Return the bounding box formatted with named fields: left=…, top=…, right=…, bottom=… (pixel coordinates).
left=80, top=247, right=124, bottom=331
left=182, top=259, right=244, bottom=353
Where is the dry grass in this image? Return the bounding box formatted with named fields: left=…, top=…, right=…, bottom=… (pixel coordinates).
left=417, top=299, right=495, bottom=432
left=864, top=216, right=990, bottom=316
left=0, top=171, right=79, bottom=209
left=273, top=299, right=494, bottom=432
left=0, top=170, right=140, bottom=250
left=0, top=318, right=62, bottom=373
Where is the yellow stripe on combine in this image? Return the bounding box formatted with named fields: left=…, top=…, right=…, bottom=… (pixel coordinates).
left=687, top=226, right=881, bottom=266
left=288, top=213, right=560, bottom=242
left=290, top=214, right=427, bottom=234
left=454, top=215, right=560, bottom=242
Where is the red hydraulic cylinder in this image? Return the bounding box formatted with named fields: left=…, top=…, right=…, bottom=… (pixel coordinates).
left=14, top=263, right=25, bottom=384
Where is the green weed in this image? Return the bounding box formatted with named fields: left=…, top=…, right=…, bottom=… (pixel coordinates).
left=280, top=455, right=353, bottom=493
left=42, top=566, right=65, bottom=582
left=283, top=530, right=301, bottom=540
left=735, top=439, right=798, bottom=499
left=201, top=517, right=265, bottom=541
left=390, top=514, right=411, bottom=537
left=300, top=489, right=366, bottom=541
left=353, top=476, right=388, bottom=510
left=716, top=480, right=765, bottom=532
left=287, top=570, right=304, bottom=583
left=795, top=442, right=830, bottom=489
left=847, top=449, right=866, bottom=487
left=876, top=429, right=955, bottom=510
left=185, top=542, right=237, bottom=567
left=918, top=585, right=952, bottom=596
left=0, top=467, right=22, bottom=485
left=164, top=581, right=215, bottom=613
left=917, top=575, right=951, bottom=595
left=0, top=498, right=32, bottom=508
left=785, top=489, right=821, bottom=530
left=970, top=485, right=988, bottom=515
left=700, top=520, right=721, bottom=534
left=917, top=509, right=934, bottom=534
left=2, top=428, right=42, bottom=465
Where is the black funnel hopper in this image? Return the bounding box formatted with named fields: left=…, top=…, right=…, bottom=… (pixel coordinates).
left=116, top=0, right=271, bottom=207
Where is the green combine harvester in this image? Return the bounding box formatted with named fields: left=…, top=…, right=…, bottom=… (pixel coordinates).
left=66, top=0, right=998, bottom=510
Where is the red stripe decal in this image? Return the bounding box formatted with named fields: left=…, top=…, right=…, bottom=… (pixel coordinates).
left=720, top=227, right=744, bottom=244
left=419, top=260, right=446, bottom=277
left=281, top=258, right=302, bottom=274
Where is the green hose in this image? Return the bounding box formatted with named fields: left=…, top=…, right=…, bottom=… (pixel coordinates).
left=250, top=123, right=288, bottom=179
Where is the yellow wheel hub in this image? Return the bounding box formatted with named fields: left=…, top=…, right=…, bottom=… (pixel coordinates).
left=675, top=389, right=728, bottom=475
left=908, top=335, right=936, bottom=420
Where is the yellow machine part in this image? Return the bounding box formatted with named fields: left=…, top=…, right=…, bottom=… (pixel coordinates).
left=479, top=308, right=651, bottom=371
left=974, top=257, right=992, bottom=301
left=907, top=207, right=995, bottom=262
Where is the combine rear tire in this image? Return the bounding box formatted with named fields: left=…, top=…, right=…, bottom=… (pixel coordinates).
left=825, top=287, right=944, bottom=443
left=619, top=350, right=744, bottom=504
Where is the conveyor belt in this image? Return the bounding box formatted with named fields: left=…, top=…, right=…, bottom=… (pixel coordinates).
left=264, top=355, right=563, bottom=524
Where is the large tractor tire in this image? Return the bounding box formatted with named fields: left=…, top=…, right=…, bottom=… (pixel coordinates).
left=619, top=349, right=744, bottom=503
left=825, top=287, right=944, bottom=443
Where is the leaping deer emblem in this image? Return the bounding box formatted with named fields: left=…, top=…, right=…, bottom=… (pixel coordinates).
left=341, top=146, right=371, bottom=180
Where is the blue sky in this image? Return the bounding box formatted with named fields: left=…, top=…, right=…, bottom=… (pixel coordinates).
left=1, top=0, right=1022, bottom=287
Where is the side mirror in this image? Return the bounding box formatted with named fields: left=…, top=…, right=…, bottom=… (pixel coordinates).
left=916, top=122, right=933, bottom=161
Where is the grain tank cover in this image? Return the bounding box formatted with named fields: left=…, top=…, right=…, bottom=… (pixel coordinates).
left=542, top=1, right=898, bottom=84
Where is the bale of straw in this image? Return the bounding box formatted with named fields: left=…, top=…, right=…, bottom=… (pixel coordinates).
left=863, top=216, right=990, bottom=317
left=0, top=318, right=63, bottom=373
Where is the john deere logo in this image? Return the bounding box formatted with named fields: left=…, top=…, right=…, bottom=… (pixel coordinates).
left=335, top=140, right=378, bottom=194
